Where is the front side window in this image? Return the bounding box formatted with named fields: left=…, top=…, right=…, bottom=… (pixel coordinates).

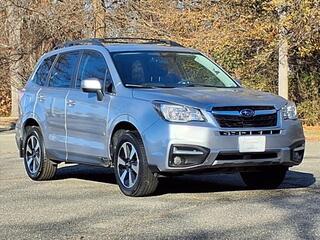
left=32, top=55, right=56, bottom=86
left=49, top=51, right=80, bottom=88
left=111, top=51, right=238, bottom=88
left=76, top=50, right=108, bottom=89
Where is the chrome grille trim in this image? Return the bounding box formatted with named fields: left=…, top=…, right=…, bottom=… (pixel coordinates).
left=219, top=130, right=281, bottom=136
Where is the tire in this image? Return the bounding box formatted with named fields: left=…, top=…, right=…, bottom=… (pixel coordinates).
left=23, top=126, right=57, bottom=180
left=240, top=166, right=288, bottom=189
left=113, top=131, right=158, bottom=197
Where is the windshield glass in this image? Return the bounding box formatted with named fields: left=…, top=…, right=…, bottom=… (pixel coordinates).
left=111, top=51, right=238, bottom=88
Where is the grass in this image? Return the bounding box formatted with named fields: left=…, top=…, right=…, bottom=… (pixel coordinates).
left=303, top=126, right=320, bottom=142
left=0, top=117, right=17, bottom=131
left=0, top=117, right=18, bottom=124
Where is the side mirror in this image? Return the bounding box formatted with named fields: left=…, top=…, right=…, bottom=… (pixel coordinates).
left=81, top=78, right=104, bottom=101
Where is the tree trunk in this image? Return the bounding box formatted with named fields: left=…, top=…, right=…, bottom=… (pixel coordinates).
left=92, top=0, right=106, bottom=38
left=278, top=5, right=289, bottom=100
left=278, top=37, right=289, bottom=99
left=6, top=3, right=24, bottom=117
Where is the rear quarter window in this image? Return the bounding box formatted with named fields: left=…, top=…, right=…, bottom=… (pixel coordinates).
left=32, top=55, right=56, bottom=86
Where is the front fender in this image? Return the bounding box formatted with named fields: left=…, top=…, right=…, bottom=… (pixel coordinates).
left=106, top=96, right=161, bottom=158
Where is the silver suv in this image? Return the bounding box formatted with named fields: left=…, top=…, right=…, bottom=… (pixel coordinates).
left=16, top=38, right=305, bottom=196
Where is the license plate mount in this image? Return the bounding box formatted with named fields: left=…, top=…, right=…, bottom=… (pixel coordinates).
left=238, top=136, right=266, bottom=153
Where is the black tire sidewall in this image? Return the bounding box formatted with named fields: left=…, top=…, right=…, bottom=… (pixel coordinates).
left=23, top=126, right=45, bottom=180
left=113, top=132, right=146, bottom=196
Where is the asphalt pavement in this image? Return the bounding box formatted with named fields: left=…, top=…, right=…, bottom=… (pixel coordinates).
left=1, top=131, right=319, bottom=240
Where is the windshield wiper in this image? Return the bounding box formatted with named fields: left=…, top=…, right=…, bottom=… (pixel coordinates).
left=125, top=84, right=156, bottom=88
left=183, top=83, right=237, bottom=88
left=125, top=83, right=175, bottom=88
left=183, top=83, right=221, bottom=87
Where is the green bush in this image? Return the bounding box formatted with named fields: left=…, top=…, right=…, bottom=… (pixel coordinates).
left=297, top=100, right=320, bottom=126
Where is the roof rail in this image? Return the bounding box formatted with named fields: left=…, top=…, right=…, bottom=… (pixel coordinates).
left=53, top=37, right=184, bottom=50
left=53, top=38, right=104, bottom=50
left=101, top=37, right=184, bottom=47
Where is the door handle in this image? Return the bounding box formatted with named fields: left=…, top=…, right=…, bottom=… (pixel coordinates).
left=38, top=94, right=46, bottom=101
left=67, top=99, right=76, bottom=106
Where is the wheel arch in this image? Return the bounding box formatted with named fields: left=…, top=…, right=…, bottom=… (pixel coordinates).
left=20, top=117, right=42, bottom=157
left=23, top=118, right=40, bottom=128
left=22, top=117, right=43, bottom=136
left=109, top=121, right=143, bottom=160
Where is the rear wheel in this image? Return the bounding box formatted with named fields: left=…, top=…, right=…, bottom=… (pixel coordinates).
left=113, top=131, right=158, bottom=196
left=240, top=166, right=287, bottom=189
left=23, top=126, right=57, bottom=180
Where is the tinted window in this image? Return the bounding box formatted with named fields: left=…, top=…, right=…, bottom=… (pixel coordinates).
left=76, top=51, right=108, bottom=89
left=49, top=51, right=80, bottom=88
left=32, top=55, right=56, bottom=86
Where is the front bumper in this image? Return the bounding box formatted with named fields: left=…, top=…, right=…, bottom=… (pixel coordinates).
left=142, top=118, right=305, bottom=172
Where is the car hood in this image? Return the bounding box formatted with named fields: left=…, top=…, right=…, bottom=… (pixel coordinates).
left=132, top=87, right=287, bottom=110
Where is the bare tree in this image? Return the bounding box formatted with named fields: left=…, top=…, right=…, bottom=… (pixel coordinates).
left=278, top=3, right=289, bottom=100
left=92, top=0, right=106, bottom=37
left=6, top=1, right=25, bottom=117
left=0, top=0, right=318, bottom=124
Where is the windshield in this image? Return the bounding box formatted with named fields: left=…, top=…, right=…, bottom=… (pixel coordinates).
left=111, top=51, right=239, bottom=88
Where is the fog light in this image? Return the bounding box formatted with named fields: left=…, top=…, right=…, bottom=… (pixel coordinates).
left=173, top=156, right=182, bottom=165
left=292, top=145, right=304, bottom=163
left=169, top=145, right=210, bottom=167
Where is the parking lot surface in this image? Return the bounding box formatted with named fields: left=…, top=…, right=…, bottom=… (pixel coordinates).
left=1, top=131, right=319, bottom=240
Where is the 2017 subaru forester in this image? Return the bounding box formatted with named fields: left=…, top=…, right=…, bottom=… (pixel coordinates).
left=15, top=38, right=305, bottom=196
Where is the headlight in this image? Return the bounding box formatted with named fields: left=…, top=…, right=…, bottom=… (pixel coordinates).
left=154, top=102, right=206, bottom=122
left=281, top=101, right=298, bottom=120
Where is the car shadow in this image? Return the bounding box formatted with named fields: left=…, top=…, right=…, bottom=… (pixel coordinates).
left=154, top=170, right=316, bottom=195
left=54, top=164, right=316, bottom=195
left=54, top=164, right=117, bottom=184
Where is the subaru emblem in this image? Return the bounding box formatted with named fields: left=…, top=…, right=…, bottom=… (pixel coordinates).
left=239, top=109, right=255, bottom=118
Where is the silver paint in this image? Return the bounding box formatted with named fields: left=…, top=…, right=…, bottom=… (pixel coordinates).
left=15, top=44, right=305, bottom=173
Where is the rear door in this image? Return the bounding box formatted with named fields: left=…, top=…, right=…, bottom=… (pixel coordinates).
left=44, top=51, right=80, bottom=161
left=30, top=54, right=57, bottom=146
left=66, top=50, right=113, bottom=164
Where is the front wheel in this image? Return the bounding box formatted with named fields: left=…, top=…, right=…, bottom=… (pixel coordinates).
left=113, top=131, right=158, bottom=197
left=240, top=166, right=288, bottom=189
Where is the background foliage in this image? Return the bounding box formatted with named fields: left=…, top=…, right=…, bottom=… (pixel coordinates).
left=0, top=0, right=319, bottom=125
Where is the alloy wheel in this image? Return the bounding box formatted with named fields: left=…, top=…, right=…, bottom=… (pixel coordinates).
left=25, top=135, right=41, bottom=174
left=117, top=142, right=139, bottom=188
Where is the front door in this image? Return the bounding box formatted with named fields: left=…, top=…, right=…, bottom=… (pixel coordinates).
left=66, top=50, right=112, bottom=164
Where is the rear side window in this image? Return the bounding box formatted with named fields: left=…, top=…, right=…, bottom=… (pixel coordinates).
left=76, top=50, right=107, bottom=89
left=32, top=55, right=56, bottom=86
left=49, top=51, right=80, bottom=88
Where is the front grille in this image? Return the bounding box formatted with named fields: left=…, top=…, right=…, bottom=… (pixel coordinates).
left=214, top=113, right=277, bottom=128
left=212, top=106, right=278, bottom=128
